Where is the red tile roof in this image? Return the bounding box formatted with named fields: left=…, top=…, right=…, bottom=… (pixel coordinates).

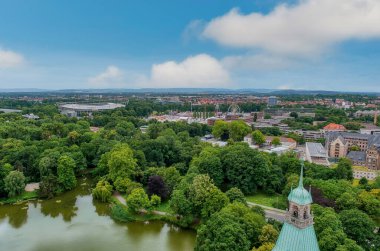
left=323, top=123, right=346, bottom=131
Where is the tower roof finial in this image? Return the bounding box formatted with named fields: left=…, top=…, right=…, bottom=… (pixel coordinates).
left=298, top=159, right=304, bottom=188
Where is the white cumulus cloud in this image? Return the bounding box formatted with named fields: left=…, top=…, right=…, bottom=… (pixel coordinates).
left=88, top=65, right=124, bottom=88
left=202, top=0, right=380, bottom=57
left=0, top=48, right=25, bottom=68
left=222, top=54, right=296, bottom=71
left=147, top=54, right=230, bottom=87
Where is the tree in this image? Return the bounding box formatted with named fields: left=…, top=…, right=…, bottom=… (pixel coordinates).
left=349, top=145, right=361, bottom=152
left=336, top=192, right=359, bottom=210
left=258, top=224, right=279, bottom=245
left=150, top=194, right=161, bottom=207
left=191, top=147, right=223, bottom=187
left=252, top=130, right=265, bottom=146
left=226, top=187, right=246, bottom=205
left=147, top=175, right=169, bottom=201
left=221, top=144, right=269, bottom=194
left=4, top=170, right=26, bottom=197
left=188, top=174, right=228, bottom=218
left=92, top=179, right=113, bottom=202
left=271, top=137, right=281, bottom=147
left=0, top=163, right=12, bottom=196
left=114, top=177, right=131, bottom=193
left=357, top=191, right=380, bottom=216
left=195, top=212, right=250, bottom=251
left=212, top=120, right=229, bottom=141
left=335, top=158, right=353, bottom=180
left=253, top=243, right=274, bottom=251
left=195, top=202, right=265, bottom=251
left=339, top=209, right=376, bottom=249
left=107, top=144, right=137, bottom=182
left=38, top=156, right=56, bottom=178
left=336, top=238, right=365, bottom=251
left=38, top=174, right=58, bottom=199
left=57, top=155, right=77, bottom=191
left=358, top=177, right=368, bottom=186
left=318, top=227, right=346, bottom=251
left=229, top=120, right=251, bottom=141
left=312, top=205, right=343, bottom=236
left=126, top=188, right=150, bottom=213
left=290, top=112, right=298, bottom=119
left=170, top=188, right=193, bottom=216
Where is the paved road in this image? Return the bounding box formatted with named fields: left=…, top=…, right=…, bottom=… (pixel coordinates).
left=247, top=202, right=286, bottom=222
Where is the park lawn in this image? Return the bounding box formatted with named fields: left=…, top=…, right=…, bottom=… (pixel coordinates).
left=352, top=179, right=375, bottom=187
left=245, top=192, right=286, bottom=208
left=0, top=191, right=38, bottom=204
left=153, top=201, right=173, bottom=214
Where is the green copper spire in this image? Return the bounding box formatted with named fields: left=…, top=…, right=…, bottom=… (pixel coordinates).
left=273, top=159, right=320, bottom=251
left=298, top=159, right=304, bottom=188
left=288, top=159, right=312, bottom=205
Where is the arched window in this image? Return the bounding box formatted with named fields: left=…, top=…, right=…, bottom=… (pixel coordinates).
left=292, top=205, right=299, bottom=218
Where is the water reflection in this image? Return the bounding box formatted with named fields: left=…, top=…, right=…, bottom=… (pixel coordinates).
left=93, top=198, right=110, bottom=216
left=0, top=177, right=195, bottom=251
left=0, top=202, right=28, bottom=228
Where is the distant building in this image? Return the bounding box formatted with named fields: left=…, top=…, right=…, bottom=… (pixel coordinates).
left=268, top=96, right=278, bottom=106
left=59, top=103, right=125, bottom=118
left=325, top=131, right=380, bottom=170
left=273, top=163, right=320, bottom=251
left=0, top=108, right=22, bottom=113
left=22, top=113, right=39, bottom=120
left=353, top=168, right=378, bottom=180
left=347, top=151, right=366, bottom=166
left=305, top=142, right=330, bottom=166
left=265, top=136, right=297, bottom=149
left=360, top=124, right=380, bottom=135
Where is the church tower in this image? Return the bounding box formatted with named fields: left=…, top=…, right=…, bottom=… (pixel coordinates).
left=273, top=161, right=320, bottom=251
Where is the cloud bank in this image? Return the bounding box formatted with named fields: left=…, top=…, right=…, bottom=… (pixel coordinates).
left=88, top=65, right=124, bottom=87
left=203, top=0, right=380, bottom=57
left=148, top=54, right=230, bottom=87
left=0, top=49, right=25, bottom=68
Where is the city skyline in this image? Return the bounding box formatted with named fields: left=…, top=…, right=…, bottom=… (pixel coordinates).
left=1, top=0, right=380, bottom=91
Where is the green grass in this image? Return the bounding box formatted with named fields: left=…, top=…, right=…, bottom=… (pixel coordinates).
left=153, top=201, right=173, bottom=214
left=245, top=192, right=287, bottom=209
left=352, top=179, right=375, bottom=187
left=0, top=191, right=38, bottom=204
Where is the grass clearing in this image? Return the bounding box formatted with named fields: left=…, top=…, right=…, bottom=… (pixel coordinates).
left=0, top=191, right=38, bottom=204
left=153, top=201, right=173, bottom=214
left=245, top=192, right=287, bottom=209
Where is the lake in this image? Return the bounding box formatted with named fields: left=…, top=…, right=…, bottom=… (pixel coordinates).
left=0, top=179, right=196, bottom=251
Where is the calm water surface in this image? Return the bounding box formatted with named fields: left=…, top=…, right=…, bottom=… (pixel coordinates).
left=0, top=179, right=195, bottom=251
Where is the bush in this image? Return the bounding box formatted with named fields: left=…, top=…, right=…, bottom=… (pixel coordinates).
left=4, top=171, right=26, bottom=197
left=150, top=194, right=161, bottom=207
left=114, top=177, right=131, bottom=193
left=126, top=188, right=150, bottom=213
left=92, top=179, right=113, bottom=202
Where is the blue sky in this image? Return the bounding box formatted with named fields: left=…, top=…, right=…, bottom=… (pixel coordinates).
left=0, top=0, right=380, bottom=91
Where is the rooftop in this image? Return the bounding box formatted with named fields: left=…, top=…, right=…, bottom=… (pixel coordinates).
left=306, top=142, right=328, bottom=158
left=347, top=151, right=366, bottom=162
left=59, top=103, right=125, bottom=111
left=323, top=123, right=346, bottom=131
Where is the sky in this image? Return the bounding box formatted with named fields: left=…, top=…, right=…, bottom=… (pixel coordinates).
left=1, top=0, right=380, bottom=91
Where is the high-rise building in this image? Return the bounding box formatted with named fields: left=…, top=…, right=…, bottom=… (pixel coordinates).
left=273, top=162, right=320, bottom=251
left=268, top=96, right=278, bottom=106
